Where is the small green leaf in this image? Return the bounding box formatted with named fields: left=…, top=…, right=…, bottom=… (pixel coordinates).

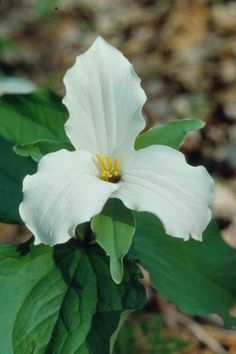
left=130, top=212, right=236, bottom=325
left=0, top=135, right=36, bottom=224
left=91, top=199, right=135, bottom=284
left=0, top=91, right=69, bottom=146
left=14, top=139, right=74, bottom=162
left=135, top=119, right=204, bottom=150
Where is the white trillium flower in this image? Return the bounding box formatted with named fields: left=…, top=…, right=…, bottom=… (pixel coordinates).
left=20, top=36, right=214, bottom=246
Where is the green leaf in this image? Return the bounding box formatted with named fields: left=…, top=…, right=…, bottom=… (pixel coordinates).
left=130, top=212, right=236, bottom=325
left=0, top=91, right=69, bottom=146
left=0, top=241, right=96, bottom=354
left=91, top=199, right=135, bottom=284
left=0, top=240, right=145, bottom=354
left=0, top=135, right=36, bottom=224
left=14, top=139, right=74, bottom=162
left=135, top=119, right=204, bottom=150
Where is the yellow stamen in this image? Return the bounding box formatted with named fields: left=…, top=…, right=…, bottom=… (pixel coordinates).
left=105, top=156, right=112, bottom=171
left=96, top=154, right=120, bottom=182
left=96, top=154, right=106, bottom=174
left=114, top=159, right=119, bottom=176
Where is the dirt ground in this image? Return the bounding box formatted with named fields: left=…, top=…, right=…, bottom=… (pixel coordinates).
left=0, top=0, right=236, bottom=353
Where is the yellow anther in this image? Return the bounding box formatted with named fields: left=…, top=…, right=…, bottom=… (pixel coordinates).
left=105, top=156, right=112, bottom=171
left=96, top=154, right=120, bottom=182
left=114, top=159, right=119, bottom=176
left=96, top=154, right=106, bottom=173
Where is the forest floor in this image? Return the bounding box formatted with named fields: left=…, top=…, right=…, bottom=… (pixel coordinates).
left=0, top=0, right=236, bottom=352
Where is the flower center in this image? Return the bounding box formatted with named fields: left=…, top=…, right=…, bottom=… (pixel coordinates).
left=96, top=154, right=121, bottom=183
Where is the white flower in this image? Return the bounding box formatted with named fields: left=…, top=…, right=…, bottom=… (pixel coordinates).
left=20, top=37, right=214, bottom=246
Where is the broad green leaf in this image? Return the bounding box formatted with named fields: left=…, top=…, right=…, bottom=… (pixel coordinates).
left=135, top=119, right=204, bottom=150
left=130, top=212, right=236, bottom=325
left=14, top=139, right=74, bottom=162
left=91, top=199, right=135, bottom=284
left=0, top=135, right=36, bottom=224
left=0, top=240, right=97, bottom=354
left=0, top=91, right=68, bottom=146
left=0, top=240, right=145, bottom=354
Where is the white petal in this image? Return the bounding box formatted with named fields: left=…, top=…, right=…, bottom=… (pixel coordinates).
left=20, top=150, right=119, bottom=245
left=63, top=36, right=146, bottom=163
left=114, top=145, right=214, bottom=241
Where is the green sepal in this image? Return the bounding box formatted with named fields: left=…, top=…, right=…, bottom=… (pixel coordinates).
left=135, top=118, right=204, bottom=150
left=91, top=199, right=135, bottom=284
left=14, top=139, right=74, bottom=162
